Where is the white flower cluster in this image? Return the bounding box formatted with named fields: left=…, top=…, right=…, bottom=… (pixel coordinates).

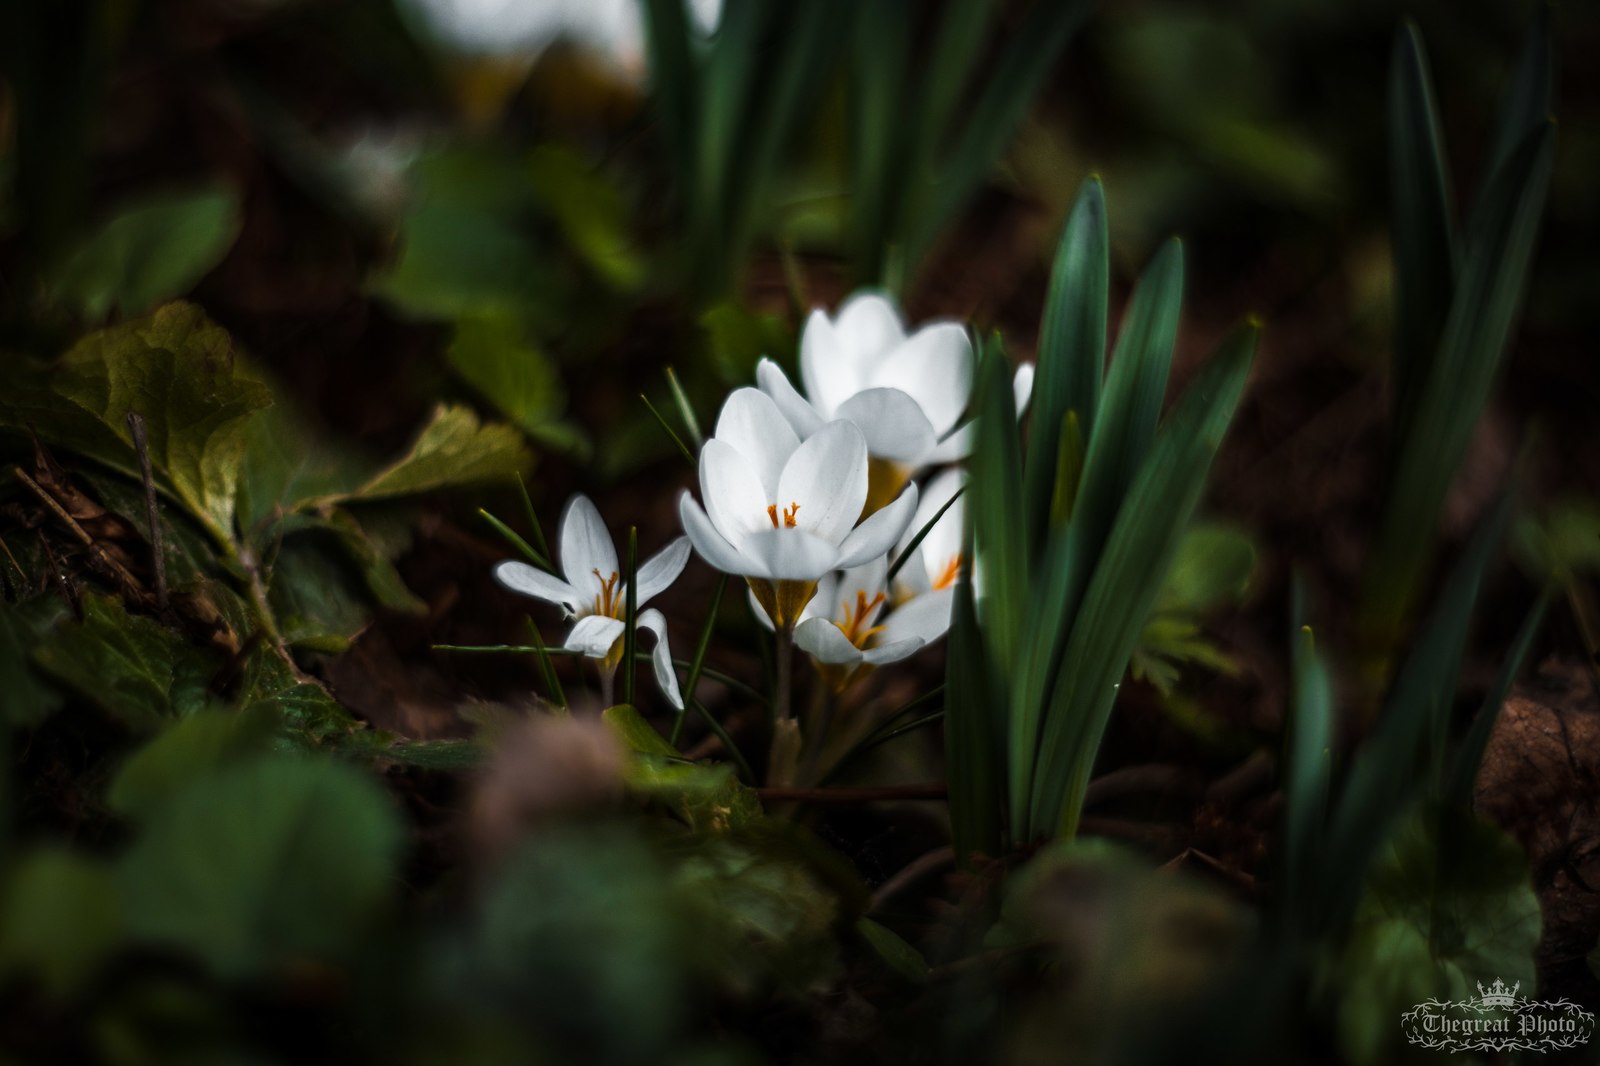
left=494, top=292, right=1030, bottom=706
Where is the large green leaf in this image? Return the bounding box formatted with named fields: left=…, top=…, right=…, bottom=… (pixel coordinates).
left=48, top=185, right=241, bottom=319
left=51, top=303, right=274, bottom=543
left=350, top=403, right=533, bottom=501
left=603, top=704, right=760, bottom=832
left=0, top=849, right=123, bottom=1001
left=1331, top=805, right=1540, bottom=1066
left=107, top=704, right=280, bottom=822
left=117, top=754, right=402, bottom=978
left=0, top=597, right=67, bottom=727
left=446, top=314, right=577, bottom=452
left=969, top=341, right=1028, bottom=674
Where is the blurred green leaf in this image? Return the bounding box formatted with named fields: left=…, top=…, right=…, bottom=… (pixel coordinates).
left=603, top=704, right=760, bottom=832
left=1153, top=522, right=1257, bottom=614
left=266, top=535, right=374, bottom=652
left=529, top=144, right=643, bottom=290
left=1281, top=598, right=1333, bottom=926
left=32, top=594, right=211, bottom=731
left=700, top=302, right=791, bottom=385
left=1514, top=495, right=1600, bottom=582
left=0, top=597, right=67, bottom=727
left=48, top=185, right=241, bottom=318
left=447, top=313, right=581, bottom=453
left=947, top=566, right=1003, bottom=862
left=1331, top=805, right=1539, bottom=1066
left=351, top=403, right=533, bottom=501
left=0, top=848, right=122, bottom=1000
left=856, top=917, right=930, bottom=984
left=118, top=754, right=402, bottom=978
left=970, top=341, right=1028, bottom=675
left=52, top=303, right=273, bottom=544
left=107, top=704, right=279, bottom=822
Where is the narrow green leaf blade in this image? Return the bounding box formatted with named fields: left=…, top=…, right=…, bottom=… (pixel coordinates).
left=946, top=565, right=1003, bottom=862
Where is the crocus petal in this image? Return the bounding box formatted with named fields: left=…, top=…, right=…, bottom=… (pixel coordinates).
left=637, top=607, right=683, bottom=710
left=923, top=422, right=974, bottom=464
left=564, top=613, right=626, bottom=659
left=836, top=484, right=918, bottom=570
left=862, top=637, right=926, bottom=666
left=680, top=492, right=760, bottom=576
left=800, top=310, right=855, bottom=419
left=833, top=292, right=906, bottom=368
left=700, top=438, right=770, bottom=547
left=776, top=420, right=868, bottom=546
left=559, top=495, right=617, bottom=605
left=833, top=388, right=939, bottom=464
left=1013, top=362, right=1036, bottom=415
left=713, top=387, right=798, bottom=498
left=633, top=536, right=690, bottom=606
left=756, top=358, right=824, bottom=438
left=794, top=617, right=867, bottom=665
left=902, top=467, right=966, bottom=583
left=869, top=322, right=974, bottom=437
left=747, top=586, right=775, bottom=631
left=493, top=561, right=580, bottom=615
left=806, top=570, right=839, bottom=625
left=880, top=587, right=955, bottom=647
left=738, top=528, right=839, bottom=581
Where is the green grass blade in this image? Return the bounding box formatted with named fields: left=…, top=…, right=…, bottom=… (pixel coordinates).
left=1365, top=123, right=1554, bottom=640
left=1485, top=7, right=1553, bottom=187
left=525, top=617, right=566, bottom=708
left=641, top=393, right=697, bottom=466
left=914, top=0, right=1091, bottom=265
left=1326, top=496, right=1511, bottom=926
left=671, top=572, right=727, bottom=746
left=848, top=0, right=912, bottom=284
left=515, top=472, right=551, bottom=564
left=1280, top=577, right=1333, bottom=929
left=917, top=0, right=991, bottom=160
left=1024, top=177, right=1109, bottom=535
left=887, top=486, right=965, bottom=583
left=1388, top=24, right=1458, bottom=437
left=969, top=342, right=1028, bottom=672
left=664, top=366, right=703, bottom=448
left=1008, top=242, right=1185, bottom=830
left=689, top=695, right=754, bottom=784
left=1445, top=592, right=1548, bottom=807
left=1027, top=322, right=1256, bottom=839
left=479, top=507, right=549, bottom=569
left=946, top=563, right=1004, bottom=862
left=641, top=0, right=699, bottom=197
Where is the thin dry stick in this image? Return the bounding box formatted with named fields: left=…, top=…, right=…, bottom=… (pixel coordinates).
left=871, top=845, right=956, bottom=912
left=125, top=412, right=168, bottom=610
left=13, top=467, right=144, bottom=594
left=753, top=783, right=948, bottom=803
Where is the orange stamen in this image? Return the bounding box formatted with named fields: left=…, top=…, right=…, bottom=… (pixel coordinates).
left=932, top=554, right=962, bottom=591
left=591, top=569, right=622, bottom=618
left=838, top=589, right=888, bottom=648
left=766, top=501, right=801, bottom=528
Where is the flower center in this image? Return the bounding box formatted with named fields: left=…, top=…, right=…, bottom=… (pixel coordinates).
left=931, top=554, right=962, bottom=591
left=591, top=569, right=623, bottom=618
left=837, top=588, right=887, bottom=649
left=766, top=501, right=801, bottom=528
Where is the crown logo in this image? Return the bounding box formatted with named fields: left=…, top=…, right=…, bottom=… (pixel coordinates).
left=1477, top=979, right=1520, bottom=1009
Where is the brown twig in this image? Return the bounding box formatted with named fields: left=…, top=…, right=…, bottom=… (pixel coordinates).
left=754, top=782, right=948, bottom=804
left=14, top=466, right=145, bottom=597
left=871, top=845, right=956, bottom=912
left=125, top=412, right=168, bottom=610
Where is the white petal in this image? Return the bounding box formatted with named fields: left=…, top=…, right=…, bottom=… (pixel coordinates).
left=738, top=528, right=838, bottom=581
left=637, top=607, right=683, bottom=710
left=800, top=309, right=855, bottom=419
left=700, top=439, right=770, bottom=546
left=493, top=561, right=579, bottom=615
left=805, top=570, right=839, bottom=624
left=833, top=388, right=939, bottom=464
left=880, top=587, right=955, bottom=647
left=836, top=484, right=918, bottom=570
left=713, top=387, right=798, bottom=498
left=776, top=420, right=868, bottom=546
left=756, top=358, right=824, bottom=438
left=1013, top=362, right=1036, bottom=415
left=747, top=585, right=776, bottom=630
left=902, top=467, right=967, bottom=581
left=558, top=495, right=617, bottom=605
left=794, top=617, right=867, bottom=665
left=833, top=292, right=906, bottom=367
left=861, top=637, right=925, bottom=666
left=680, top=492, right=761, bottom=576
left=564, top=614, right=625, bottom=659
left=869, top=322, right=974, bottom=436
left=632, top=536, right=689, bottom=606
left=924, top=422, right=974, bottom=464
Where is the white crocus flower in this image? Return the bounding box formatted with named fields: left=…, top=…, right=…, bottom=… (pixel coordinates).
left=678, top=388, right=919, bottom=630
left=494, top=494, right=690, bottom=709
left=756, top=292, right=1033, bottom=507
left=892, top=467, right=968, bottom=602
left=779, top=555, right=954, bottom=691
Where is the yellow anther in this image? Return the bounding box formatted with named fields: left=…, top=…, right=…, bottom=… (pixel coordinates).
left=931, top=554, right=962, bottom=591
left=838, top=589, right=888, bottom=648
left=591, top=569, right=622, bottom=618
left=766, top=501, right=801, bottom=528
